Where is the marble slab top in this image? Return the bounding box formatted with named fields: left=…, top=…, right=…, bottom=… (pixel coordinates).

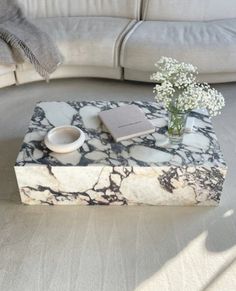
left=15, top=101, right=226, bottom=168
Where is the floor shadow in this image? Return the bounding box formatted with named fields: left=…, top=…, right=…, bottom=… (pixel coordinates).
left=0, top=138, right=22, bottom=202
left=205, top=210, right=236, bottom=252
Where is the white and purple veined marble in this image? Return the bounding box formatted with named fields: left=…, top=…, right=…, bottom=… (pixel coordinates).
left=15, top=101, right=227, bottom=206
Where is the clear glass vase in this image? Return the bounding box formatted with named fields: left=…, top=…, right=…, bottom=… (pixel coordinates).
left=168, top=110, right=188, bottom=144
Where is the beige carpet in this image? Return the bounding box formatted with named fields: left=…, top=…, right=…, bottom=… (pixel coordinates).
left=0, top=78, right=236, bottom=291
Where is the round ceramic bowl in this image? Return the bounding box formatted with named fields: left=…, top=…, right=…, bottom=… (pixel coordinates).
left=44, top=125, right=85, bottom=153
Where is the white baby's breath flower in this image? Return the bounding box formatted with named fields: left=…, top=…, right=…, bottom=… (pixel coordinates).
left=151, top=56, right=198, bottom=90
left=151, top=57, right=225, bottom=117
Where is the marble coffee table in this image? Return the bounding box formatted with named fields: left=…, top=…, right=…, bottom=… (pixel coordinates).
left=15, top=101, right=227, bottom=206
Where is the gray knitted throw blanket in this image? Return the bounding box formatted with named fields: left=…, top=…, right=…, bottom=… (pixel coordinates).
left=0, top=0, right=62, bottom=80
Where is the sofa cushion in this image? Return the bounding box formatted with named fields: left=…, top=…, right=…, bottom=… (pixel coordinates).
left=0, top=41, right=16, bottom=86
left=123, top=69, right=236, bottom=84
left=0, top=65, right=15, bottom=76
left=0, top=72, right=16, bottom=88
left=121, top=19, right=236, bottom=75
left=16, top=66, right=122, bottom=84
left=18, top=0, right=142, bottom=20
left=142, top=0, right=236, bottom=21
left=19, top=17, right=136, bottom=69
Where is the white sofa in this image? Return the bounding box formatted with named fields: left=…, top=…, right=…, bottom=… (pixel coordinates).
left=0, top=0, right=236, bottom=88
left=121, top=0, right=236, bottom=84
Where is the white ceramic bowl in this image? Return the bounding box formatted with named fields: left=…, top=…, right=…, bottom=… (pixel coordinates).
left=44, top=126, right=85, bottom=153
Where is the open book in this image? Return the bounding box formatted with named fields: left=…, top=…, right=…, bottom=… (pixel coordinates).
left=99, top=104, right=155, bottom=142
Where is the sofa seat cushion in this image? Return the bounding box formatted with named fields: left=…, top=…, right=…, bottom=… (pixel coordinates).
left=16, top=65, right=122, bottom=84
left=0, top=65, right=16, bottom=76
left=0, top=61, right=16, bottom=87
left=19, top=17, right=136, bottom=70
left=121, top=19, right=236, bottom=74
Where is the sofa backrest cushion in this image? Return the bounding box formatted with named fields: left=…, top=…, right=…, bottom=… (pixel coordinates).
left=18, top=0, right=142, bottom=20
left=142, top=0, right=236, bottom=21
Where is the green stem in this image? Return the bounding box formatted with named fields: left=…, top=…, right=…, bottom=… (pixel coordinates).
left=168, top=110, right=186, bottom=137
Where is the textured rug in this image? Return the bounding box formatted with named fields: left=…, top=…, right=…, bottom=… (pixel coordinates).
left=0, top=79, right=235, bottom=291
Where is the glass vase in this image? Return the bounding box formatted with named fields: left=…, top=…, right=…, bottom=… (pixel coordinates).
left=168, top=110, right=188, bottom=144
